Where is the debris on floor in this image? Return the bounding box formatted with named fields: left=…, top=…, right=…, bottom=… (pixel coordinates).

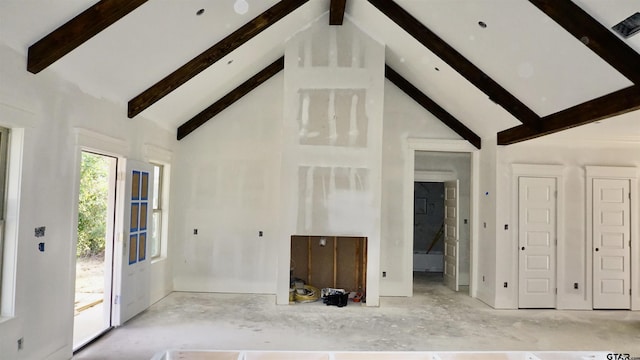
left=292, top=281, right=320, bottom=303
left=322, top=288, right=348, bottom=307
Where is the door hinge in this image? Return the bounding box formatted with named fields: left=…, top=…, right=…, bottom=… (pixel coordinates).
left=555, top=288, right=557, bottom=294
left=555, top=239, right=558, bottom=246
left=114, top=295, right=120, bottom=305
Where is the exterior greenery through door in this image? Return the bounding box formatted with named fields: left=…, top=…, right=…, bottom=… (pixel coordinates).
left=77, top=152, right=109, bottom=258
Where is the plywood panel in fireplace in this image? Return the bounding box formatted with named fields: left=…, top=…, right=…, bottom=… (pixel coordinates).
left=290, top=236, right=367, bottom=293
left=290, top=235, right=309, bottom=283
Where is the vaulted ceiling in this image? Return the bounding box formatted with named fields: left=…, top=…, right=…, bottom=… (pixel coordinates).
left=2, top=0, right=639, bottom=146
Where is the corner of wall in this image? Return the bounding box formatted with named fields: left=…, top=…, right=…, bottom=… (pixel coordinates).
left=474, top=137, right=498, bottom=307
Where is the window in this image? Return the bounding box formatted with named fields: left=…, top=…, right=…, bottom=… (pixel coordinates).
left=0, top=126, right=9, bottom=303
left=150, top=163, right=163, bottom=259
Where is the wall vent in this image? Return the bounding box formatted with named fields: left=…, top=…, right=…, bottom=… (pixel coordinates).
left=612, top=12, right=640, bottom=38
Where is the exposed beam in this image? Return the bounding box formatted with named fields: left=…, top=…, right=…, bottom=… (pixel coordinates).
left=368, top=0, right=541, bottom=129
left=330, top=0, right=347, bottom=25
left=498, top=85, right=640, bottom=145
left=385, top=65, right=481, bottom=149
left=129, top=0, right=308, bottom=118
left=529, top=0, right=640, bottom=85
left=27, top=0, right=148, bottom=74
left=177, top=57, right=284, bottom=140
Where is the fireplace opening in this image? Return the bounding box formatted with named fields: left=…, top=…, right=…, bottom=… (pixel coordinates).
left=290, top=235, right=367, bottom=305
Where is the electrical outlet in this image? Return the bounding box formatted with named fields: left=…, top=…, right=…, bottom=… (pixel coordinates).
left=258, top=231, right=263, bottom=237
left=193, top=229, right=198, bottom=235
left=504, top=224, right=509, bottom=230
left=504, top=282, right=508, bottom=288
left=17, top=338, right=23, bottom=350
left=382, top=271, right=387, bottom=278
left=574, top=282, right=579, bottom=290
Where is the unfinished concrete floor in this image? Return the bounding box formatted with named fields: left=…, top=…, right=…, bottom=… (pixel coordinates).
left=73, top=273, right=640, bottom=360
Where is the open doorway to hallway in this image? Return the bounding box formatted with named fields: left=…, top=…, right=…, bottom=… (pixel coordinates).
left=73, top=151, right=117, bottom=350
left=413, top=181, right=445, bottom=274
left=412, top=151, right=471, bottom=295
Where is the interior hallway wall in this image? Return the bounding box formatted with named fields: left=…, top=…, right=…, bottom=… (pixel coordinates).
left=0, top=44, right=176, bottom=360
left=413, top=182, right=444, bottom=253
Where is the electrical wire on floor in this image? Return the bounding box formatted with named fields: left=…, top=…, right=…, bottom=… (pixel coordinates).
left=293, top=284, right=320, bottom=303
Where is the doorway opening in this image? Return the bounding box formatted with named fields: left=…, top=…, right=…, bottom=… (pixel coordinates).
left=413, top=181, right=447, bottom=292
left=411, top=150, right=472, bottom=295
left=73, top=151, right=117, bottom=350
left=413, top=181, right=445, bottom=273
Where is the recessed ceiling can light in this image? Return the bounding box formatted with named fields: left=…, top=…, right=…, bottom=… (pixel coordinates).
left=478, top=21, right=487, bottom=28
left=196, top=8, right=205, bottom=15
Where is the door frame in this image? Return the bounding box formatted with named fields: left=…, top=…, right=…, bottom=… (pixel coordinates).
left=72, top=150, right=118, bottom=350
left=404, top=139, right=479, bottom=297
left=511, top=164, right=564, bottom=309
left=586, top=166, right=639, bottom=310
left=70, top=129, right=130, bottom=348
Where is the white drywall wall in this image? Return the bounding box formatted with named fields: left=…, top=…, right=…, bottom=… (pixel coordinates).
left=169, top=32, right=469, bottom=303
left=475, top=137, right=498, bottom=307
left=380, top=81, right=463, bottom=296
left=0, top=44, right=175, bottom=359
left=171, top=73, right=284, bottom=294
left=278, top=17, right=385, bottom=306
left=492, top=137, right=640, bottom=309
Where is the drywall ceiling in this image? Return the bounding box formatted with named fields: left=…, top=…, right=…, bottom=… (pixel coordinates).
left=1, top=0, right=638, bottom=141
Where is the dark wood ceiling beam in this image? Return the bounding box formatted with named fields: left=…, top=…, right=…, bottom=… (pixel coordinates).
left=177, top=57, right=284, bottom=140
left=368, top=0, right=541, bottom=129
left=27, top=0, right=148, bottom=74
left=529, top=0, right=640, bottom=85
left=385, top=65, right=481, bottom=149
left=498, top=85, right=640, bottom=145
left=129, top=0, right=308, bottom=119
left=330, top=0, right=347, bottom=25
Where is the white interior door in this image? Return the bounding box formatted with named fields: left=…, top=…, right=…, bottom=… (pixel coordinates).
left=518, top=177, right=556, bottom=308
left=443, top=180, right=459, bottom=291
left=114, top=159, right=154, bottom=325
left=593, top=178, right=631, bottom=309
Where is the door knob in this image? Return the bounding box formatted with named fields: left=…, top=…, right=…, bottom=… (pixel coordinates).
left=595, top=248, right=599, bottom=252
left=521, top=246, right=525, bottom=250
